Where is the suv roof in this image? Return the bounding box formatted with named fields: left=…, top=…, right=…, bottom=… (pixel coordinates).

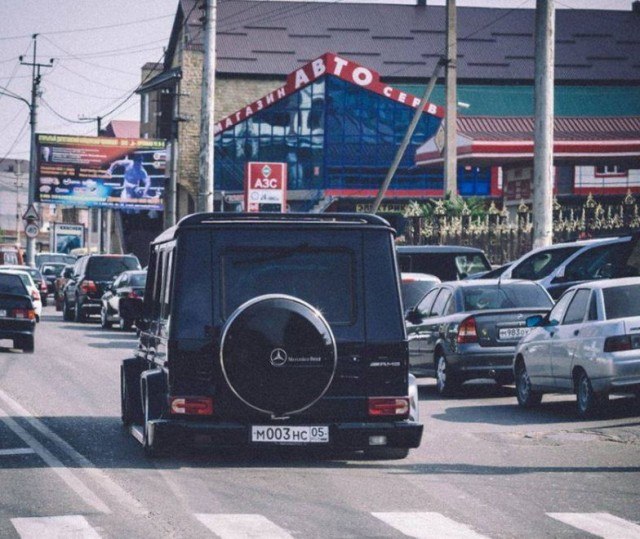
left=397, top=245, right=486, bottom=254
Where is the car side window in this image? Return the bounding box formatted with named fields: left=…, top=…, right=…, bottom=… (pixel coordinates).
left=564, top=243, right=627, bottom=281
left=562, top=289, right=591, bottom=325
left=161, top=249, right=173, bottom=320
left=431, top=289, right=452, bottom=317
left=415, top=288, right=439, bottom=317
left=548, top=290, right=575, bottom=325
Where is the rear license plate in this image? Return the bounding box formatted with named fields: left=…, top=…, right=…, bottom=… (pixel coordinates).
left=0, top=310, right=6, bottom=317
left=498, top=327, right=530, bottom=340
left=251, top=425, right=329, bottom=444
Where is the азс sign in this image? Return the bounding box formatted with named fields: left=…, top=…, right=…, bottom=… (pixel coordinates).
left=244, top=162, right=287, bottom=213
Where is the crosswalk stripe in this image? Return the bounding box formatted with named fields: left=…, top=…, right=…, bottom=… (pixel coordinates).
left=548, top=512, right=640, bottom=538
left=195, top=514, right=294, bottom=539
left=372, top=512, right=489, bottom=539
left=11, top=515, right=101, bottom=538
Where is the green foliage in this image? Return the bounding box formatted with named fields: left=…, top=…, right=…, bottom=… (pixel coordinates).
left=402, top=195, right=489, bottom=220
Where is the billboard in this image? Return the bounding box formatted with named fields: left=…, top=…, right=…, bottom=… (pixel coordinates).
left=244, top=162, right=287, bottom=212
left=49, top=223, right=85, bottom=254
left=36, top=134, right=166, bottom=210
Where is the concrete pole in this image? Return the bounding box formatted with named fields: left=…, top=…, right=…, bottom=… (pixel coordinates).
left=164, top=84, right=179, bottom=229
left=444, top=0, right=458, bottom=199
left=198, top=0, right=216, bottom=213
left=26, top=40, right=39, bottom=267
left=532, top=0, right=555, bottom=249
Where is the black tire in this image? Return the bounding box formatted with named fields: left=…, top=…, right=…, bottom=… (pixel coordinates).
left=362, top=447, right=410, bottom=460
left=576, top=370, right=605, bottom=418
left=120, top=318, right=132, bottom=331
left=120, top=362, right=143, bottom=426
left=74, top=298, right=86, bottom=323
left=515, top=362, right=542, bottom=408
left=62, top=298, right=73, bottom=321
left=55, top=299, right=62, bottom=312
left=100, top=306, right=112, bottom=329
left=435, top=353, right=460, bottom=397
left=14, top=335, right=34, bottom=353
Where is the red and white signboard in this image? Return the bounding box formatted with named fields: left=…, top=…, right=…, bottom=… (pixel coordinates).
left=244, top=162, right=287, bottom=213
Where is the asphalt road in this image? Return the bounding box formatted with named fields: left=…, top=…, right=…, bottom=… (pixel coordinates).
left=1, top=306, right=639, bottom=538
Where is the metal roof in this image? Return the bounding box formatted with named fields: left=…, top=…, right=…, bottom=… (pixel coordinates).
left=173, top=0, right=640, bottom=82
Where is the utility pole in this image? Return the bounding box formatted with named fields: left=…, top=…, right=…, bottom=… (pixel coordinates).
left=14, top=161, right=24, bottom=247
left=532, top=0, right=555, bottom=249
left=444, top=0, right=458, bottom=200
left=80, top=115, right=104, bottom=252
left=20, top=33, right=53, bottom=267
left=373, top=57, right=446, bottom=213
left=198, top=0, right=216, bottom=213
left=164, top=85, right=179, bottom=229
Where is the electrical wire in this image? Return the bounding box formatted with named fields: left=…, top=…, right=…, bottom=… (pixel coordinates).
left=0, top=118, right=29, bottom=165
left=41, top=97, right=96, bottom=124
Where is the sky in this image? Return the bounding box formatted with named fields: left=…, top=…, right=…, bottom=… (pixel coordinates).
left=0, top=0, right=633, bottom=163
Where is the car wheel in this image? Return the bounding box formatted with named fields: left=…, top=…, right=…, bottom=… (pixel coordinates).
left=14, top=336, right=34, bottom=353
left=100, top=306, right=112, bottom=329
left=74, top=298, right=86, bottom=323
left=515, top=362, right=542, bottom=408
left=62, top=299, right=73, bottom=321
left=435, top=354, right=460, bottom=397
left=576, top=370, right=604, bottom=418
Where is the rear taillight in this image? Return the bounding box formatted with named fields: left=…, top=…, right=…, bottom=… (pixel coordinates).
left=604, top=335, right=640, bottom=352
left=39, top=281, right=47, bottom=292
left=127, top=291, right=140, bottom=299
left=31, top=290, right=40, bottom=301
left=80, top=280, right=97, bottom=294
left=368, top=397, right=409, bottom=417
left=169, top=396, right=214, bottom=416
left=11, top=308, right=36, bottom=320
left=457, top=317, right=478, bottom=344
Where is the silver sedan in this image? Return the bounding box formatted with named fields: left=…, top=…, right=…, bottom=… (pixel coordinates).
left=513, top=277, right=640, bottom=417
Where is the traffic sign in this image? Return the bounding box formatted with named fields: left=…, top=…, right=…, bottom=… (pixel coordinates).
left=24, top=222, right=40, bottom=239
left=22, top=204, right=40, bottom=223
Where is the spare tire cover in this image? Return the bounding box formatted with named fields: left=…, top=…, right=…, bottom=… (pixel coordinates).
left=220, top=294, right=337, bottom=417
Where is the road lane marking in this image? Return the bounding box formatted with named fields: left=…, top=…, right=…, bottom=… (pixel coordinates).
left=12, top=515, right=101, bottom=538
left=548, top=512, right=640, bottom=538
left=0, top=388, right=147, bottom=516
left=372, top=512, right=489, bottom=539
left=195, top=514, right=294, bottom=539
left=0, top=405, right=110, bottom=514
left=0, top=447, right=35, bottom=456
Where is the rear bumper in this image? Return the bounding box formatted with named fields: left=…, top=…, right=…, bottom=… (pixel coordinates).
left=80, top=298, right=101, bottom=313
left=0, top=320, right=35, bottom=340
left=147, top=418, right=423, bottom=451
left=450, top=349, right=515, bottom=380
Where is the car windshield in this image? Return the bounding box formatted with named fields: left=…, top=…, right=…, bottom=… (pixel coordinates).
left=0, top=273, right=27, bottom=295
left=129, top=273, right=147, bottom=287
left=603, top=285, right=640, bottom=320
left=455, top=254, right=492, bottom=277
left=463, top=284, right=553, bottom=310
left=511, top=246, right=582, bottom=280
left=41, top=264, right=66, bottom=276
left=86, top=256, right=140, bottom=280
left=36, top=254, right=76, bottom=266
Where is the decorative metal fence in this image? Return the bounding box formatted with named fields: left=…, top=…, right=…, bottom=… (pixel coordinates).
left=399, top=192, right=640, bottom=265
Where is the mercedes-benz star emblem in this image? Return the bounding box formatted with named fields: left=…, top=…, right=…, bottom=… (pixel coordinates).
left=270, top=348, right=288, bottom=367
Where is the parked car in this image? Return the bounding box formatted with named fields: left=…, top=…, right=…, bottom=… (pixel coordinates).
left=0, top=244, right=24, bottom=265
left=513, top=277, right=640, bottom=418
left=121, top=212, right=422, bottom=458
left=401, top=272, right=440, bottom=313
left=35, top=252, right=76, bottom=267
left=501, top=235, right=640, bottom=299
left=397, top=245, right=492, bottom=281
left=55, top=265, right=74, bottom=312
left=63, top=254, right=141, bottom=323
left=0, top=272, right=36, bottom=352
left=40, top=262, right=68, bottom=294
left=100, top=270, right=147, bottom=330
left=465, top=262, right=513, bottom=280
left=0, top=268, right=42, bottom=321
left=406, top=279, right=554, bottom=395
left=1, top=265, right=49, bottom=306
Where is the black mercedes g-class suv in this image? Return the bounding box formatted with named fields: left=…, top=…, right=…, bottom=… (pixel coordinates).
left=121, top=213, right=422, bottom=458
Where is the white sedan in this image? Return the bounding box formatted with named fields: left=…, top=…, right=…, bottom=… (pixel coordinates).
left=0, top=268, right=43, bottom=321
left=513, top=277, right=640, bottom=417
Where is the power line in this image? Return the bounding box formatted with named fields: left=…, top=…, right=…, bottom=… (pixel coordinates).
left=41, top=97, right=96, bottom=124
left=0, top=118, right=29, bottom=165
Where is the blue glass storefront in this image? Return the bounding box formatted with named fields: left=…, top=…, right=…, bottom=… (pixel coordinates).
left=214, top=73, right=492, bottom=202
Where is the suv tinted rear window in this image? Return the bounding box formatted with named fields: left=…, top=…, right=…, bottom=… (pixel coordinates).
left=86, top=256, right=140, bottom=280
left=222, top=248, right=354, bottom=324
left=511, top=246, right=581, bottom=280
